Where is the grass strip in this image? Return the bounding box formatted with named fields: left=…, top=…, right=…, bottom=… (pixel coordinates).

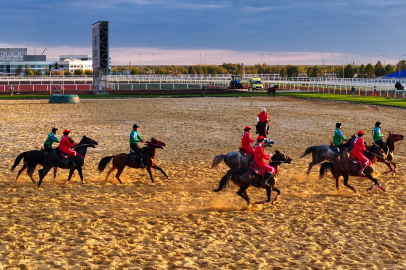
left=278, top=92, right=406, bottom=109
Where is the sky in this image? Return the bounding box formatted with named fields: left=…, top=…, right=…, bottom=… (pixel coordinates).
left=0, top=0, right=405, bottom=66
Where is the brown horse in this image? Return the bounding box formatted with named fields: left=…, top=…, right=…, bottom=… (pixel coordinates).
left=378, top=132, right=404, bottom=174
left=267, top=85, right=279, bottom=97
left=97, top=138, right=168, bottom=183
left=319, top=145, right=386, bottom=193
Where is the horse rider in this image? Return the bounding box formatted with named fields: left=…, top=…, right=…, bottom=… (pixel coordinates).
left=256, top=108, right=269, bottom=134
left=43, top=127, right=60, bottom=153
left=270, top=82, right=274, bottom=90
left=351, top=131, right=369, bottom=176
left=59, top=129, right=78, bottom=168
left=241, top=126, right=255, bottom=155
left=130, top=124, right=146, bottom=168
left=333, top=123, right=348, bottom=152
left=254, top=135, right=276, bottom=187
left=372, top=122, right=389, bottom=155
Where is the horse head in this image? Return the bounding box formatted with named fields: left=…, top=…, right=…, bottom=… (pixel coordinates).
left=367, top=144, right=386, bottom=162
left=146, top=137, right=166, bottom=149
left=78, top=135, right=99, bottom=148
left=272, top=150, right=292, bottom=164
left=387, top=132, right=404, bottom=142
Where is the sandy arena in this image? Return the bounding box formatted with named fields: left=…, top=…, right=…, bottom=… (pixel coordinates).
left=0, top=96, right=406, bottom=269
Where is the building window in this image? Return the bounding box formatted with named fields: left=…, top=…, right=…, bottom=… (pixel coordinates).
left=31, top=65, right=34, bottom=68
left=60, top=65, right=64, bottom=68
left=21, top=52, right=26, bottom=55
left=14, top=52, right=18, bottom=55
left=7, top=52, right=11, bottom=55
left=38, top=65, right=41, bottom=68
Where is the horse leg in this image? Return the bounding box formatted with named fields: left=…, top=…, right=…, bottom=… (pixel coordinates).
left=366, top=174, right=385, bottom=192
left=27, top=165, right=37, bottom=184
left=306, top=161, right=316, bottom=175
left=151, top=164, right=169, bottom=179
left=77, top=167, right=85, bottom=184
left=236, top=186, right=250, bottom=206
left=105, top=166, right=116, bottom=182
left=343, top=174, right=357, bottom=193
left=53, top=167, right=57, bottom=181
left=37, top=167, right=51, bottom=188
left=255, top=187, right=271, bottom=205
left=115, top=167, right=124, bottom=184
left=272, top=187, right=281, bottom=204
left=64, top=169, right=75, bottom=185
left=147, top=167, right=154, bottom=183
left=15, top=164, right=27, bottom=182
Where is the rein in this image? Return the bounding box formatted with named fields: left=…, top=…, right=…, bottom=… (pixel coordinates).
left=74, top=144, right=96, bottom=148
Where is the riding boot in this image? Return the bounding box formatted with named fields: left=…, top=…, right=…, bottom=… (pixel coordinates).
left=357, top=162, right=367, bottom=176
left=261, top=172, right=271, bottom=187
left=140, top=157, right=146, bottom=168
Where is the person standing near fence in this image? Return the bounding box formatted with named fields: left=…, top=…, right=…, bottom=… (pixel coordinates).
left=373, top=86, right=377, bottom=96
left=351, top=86, right=355, bottom=98
left=10, top=85, right=14, bottom=96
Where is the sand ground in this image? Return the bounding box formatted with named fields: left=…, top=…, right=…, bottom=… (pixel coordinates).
left=0, top=97, right=406, bottom=269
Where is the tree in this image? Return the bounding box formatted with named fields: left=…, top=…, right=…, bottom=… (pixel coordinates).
left=64, top=70, right=72, bottom=76
left=280, top=67, right=287, bottom=77
left=84, top=69, right=93, bottom=76
left=286, top=65, right=299, bottom=77
left=15, top=65, right=22, bottom=75
left=24, top=64, right=33, bottom=76
left=365, top=64, right=375, bottom=78
left=344, top=64, right=355, bottom=78
left=357, top=64, right=366, bottom=78
left=374, top=61, right=385, bottom=77
left=385, top=64, right=395, bottom=75
left=74, top=69, right=83, bottom=76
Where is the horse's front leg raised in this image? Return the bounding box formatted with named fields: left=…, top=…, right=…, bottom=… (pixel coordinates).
left=272, top=187, right=281, bottom=204
left=151, top=164, right=169, bottom=179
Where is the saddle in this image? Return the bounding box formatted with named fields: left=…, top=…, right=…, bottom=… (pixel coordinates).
left=329, top=142, right=340, bottom=153
left=348, top=159, right=362, bottom=166
left=239, top=148, right=252, bottom=158
left=59, top=150, right=72, bottom=159
left=249, top=162, right=274, bottom=177
left=129, top=150, right=141, bottom=162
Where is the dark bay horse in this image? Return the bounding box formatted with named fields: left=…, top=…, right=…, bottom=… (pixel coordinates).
left=213, top=150, right=292, bottom=207
left=379, top=132, right=404, bottom=174
left=267, top=85, right=279, bottom=97
left=319, top=145, right=386, bottom=193
left=301, top=135, right=355, bottom=175
left=257, top=120, right=269, bottom=138
left=98, top=138, right=168, bottom=183
left=27, top=136, right=99, bottom=187
left=211, top=138, right=274, bottom=170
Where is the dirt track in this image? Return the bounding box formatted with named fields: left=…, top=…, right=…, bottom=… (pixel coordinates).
left=1, top=97, right=406, bottom=269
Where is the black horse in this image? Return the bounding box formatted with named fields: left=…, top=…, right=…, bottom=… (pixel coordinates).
left=267, top=85, right=279, bottom=97
left=257, top=120, right=269, bottom=138
left=11, top=150, right=46, bottom=183
left=213, top=150, right=292, bottom=207
left=27, top=136, right=98, bottom=187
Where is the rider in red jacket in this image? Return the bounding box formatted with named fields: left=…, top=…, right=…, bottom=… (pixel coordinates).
left=351, top=130, right=369, bottom=176
left=59, top=130, right=77, bottom=156
left=241, top=126, right=254, bottom=154
left=256, top=108, right=269, bottom=134
left=254, top=136, right=276, bottom=187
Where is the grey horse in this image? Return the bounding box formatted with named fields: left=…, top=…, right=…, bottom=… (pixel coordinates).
left=211, top=138, right=275, bottom=170
left=301, top=135, right=355, bottom=175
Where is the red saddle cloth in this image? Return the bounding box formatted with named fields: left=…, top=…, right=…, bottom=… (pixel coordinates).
left=250, top=162, right=273, bottom=177
left=59, top=150, right=72, bottom=159
left=239, top=148, right=252, bottom=158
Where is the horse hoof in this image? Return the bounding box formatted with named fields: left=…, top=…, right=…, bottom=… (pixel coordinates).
left=64, top=181, right=68, bottom=185
left=82, top=181, right=85, bottom=185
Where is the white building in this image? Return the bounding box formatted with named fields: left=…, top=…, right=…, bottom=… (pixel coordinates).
left=0, top=48, right=27, bottom=62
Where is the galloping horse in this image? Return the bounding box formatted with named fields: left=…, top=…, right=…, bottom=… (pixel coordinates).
left=213, top=150, right=292, bottom=206
left=378, top=132, right=404, bottom=174
left=211, top=138, right=274, bottom=170
left=301, top=135, right=355, bottom=175
left=319, top=145, right=386, bottom=193
left=27, top=136, right=99, bottom=187
left=98, top=138, right=168, bottom=183
left=267, top=85, right=279, bottom=97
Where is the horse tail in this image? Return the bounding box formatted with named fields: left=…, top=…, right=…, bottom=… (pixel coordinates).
left=213, top=170, right=232, bottom=192
left=211, top=154, right=226, bottom=169
left=11, top=152, right=26, bottom=172
left=300, top=146, right=315, bottom=158
left=98, top=156, right=115, bottom=172
left=319, top=162, right=333, bottom=179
